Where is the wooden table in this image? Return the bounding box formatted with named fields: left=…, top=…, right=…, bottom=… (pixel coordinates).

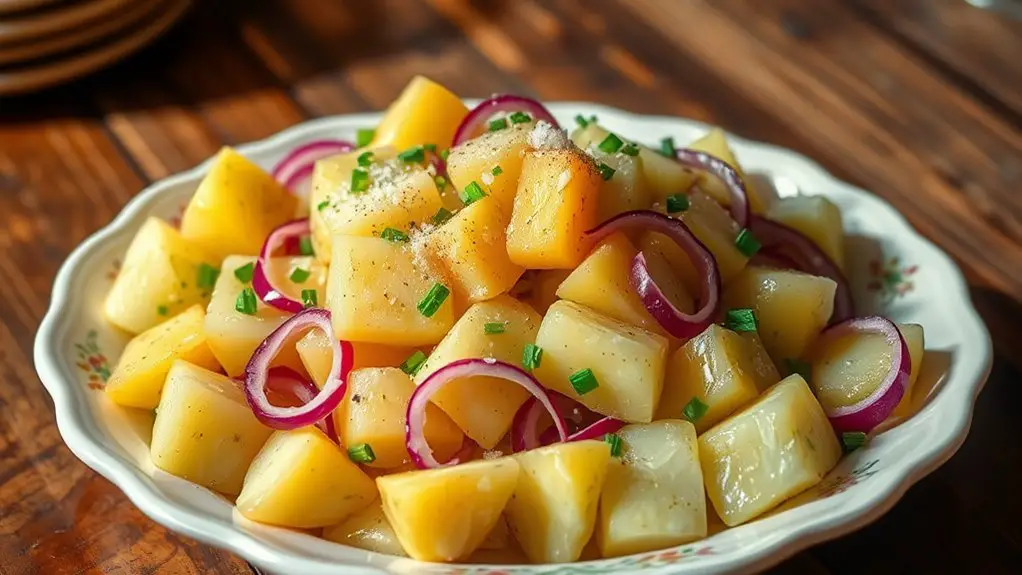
left=2, top=0, right=1021, bottom=573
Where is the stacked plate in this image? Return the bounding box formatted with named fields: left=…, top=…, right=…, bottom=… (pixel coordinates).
left=0, top=0, right=191, bottom=95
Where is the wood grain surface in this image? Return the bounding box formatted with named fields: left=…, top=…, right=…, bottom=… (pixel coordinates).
left=2, top=0, right=1021, bottom=573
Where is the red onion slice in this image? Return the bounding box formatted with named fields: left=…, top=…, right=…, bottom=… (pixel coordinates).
left=452, top=95, right=559, bottom=146
left=272, top=140, right=354, bottom=194
left=243, top=308, right=353, bottom=429
left=674, top=149, right=751, bottom=228
left=749, top=215, right=854, bottom=323
left=811, top=316, right=910, bottom=433
left=586, top=210, right=721, bottom=339
left=262, top=366, right=341, bottom=443
left=252, top=219, right=312, bottom=314
left=406, top=358, right=568, bottom=469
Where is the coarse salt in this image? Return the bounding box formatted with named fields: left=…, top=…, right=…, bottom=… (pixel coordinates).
left=527, top=120, right=570, bottom=150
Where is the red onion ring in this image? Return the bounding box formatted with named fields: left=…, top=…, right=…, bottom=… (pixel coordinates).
left=452, top=95, right=559, bottom=146
left=811, top=316, right=910, bottom=433
left=262, top=366, right=340, bottom=443
left=406, top=358, right=568, bottom=469
left=243, top=308, right=353, bottom=429
left=586, top=210, right=721, bottom=339
left=510, top=392, right=578, bottom=452
left=674, top=149, right=751, bottom=228
left=252, top=219, right=312, bottom=314
left=749, top=215, right=854, bottom=323
left=272, top=140, right=354, bottom=194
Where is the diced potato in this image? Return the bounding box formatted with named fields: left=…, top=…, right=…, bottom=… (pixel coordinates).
left=322, top=500, right=406, bottom=556
left=103, top=217, right=216, bottom=334
left=599, top=421, right=706, bottom=558
left=892, top=323, right=925, bottom=418
left=699, top=374, right=841, bottom=526
left=533, top=301, right=669, bottom=423
left=507, top=148, right=601, bottom=269
left=337, top=368, right=464, bottom=468
left=766, top=196, right=845, bottom=269
left=328, top=235, right=453, bottom=346
left=371, top=76, right=469, bottom=152
left=425, top=195, right=525, bottom=303
left=514, top=269, right=571, bottom=315
left=205, top=255, right=325, bottom=376
left=377, top=457, right=521, bottom=562
left=505, top=440, right=611, bottom=563
left=587, top=148, right=651, bottom=221
left=236, top=427, right=377, bottom=529
left=723, top=266, right=837, bottom=363
left=686, top=128, right=769, bottom=214
left=740, top=331, right=782, bottom=392
left=296, top=329, right=415, bottom=387
left=180, top=147, right=297, bottom=261
left=414, top=295, right=541, bottom=448
left=657, top=324, right=779, bottom=432
left=150, top=361, right=272, bottom=495
left=447, top=122, right=533, bottom=214
left=106, top=305, right=219, bottom=410
left=679, top=190, right=749, bottom=285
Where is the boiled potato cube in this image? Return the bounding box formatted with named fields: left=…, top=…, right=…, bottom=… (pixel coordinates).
left=657, top=324, right=779, bottom=432
left=205, top=255, right=325, bottom=376
left=425, top=195, right=525, bottom=303
left=328, top=235, right=453, bottom=346
left=180, top=147, right=297, bottom=261
left=371, top=75, right=469, bottom=151
left=507, top=148, right=601, bottom=269
left=587, top=148, right=651, bottom=221
left=723, top=266, right=836, bottom=363
left=514, top=269, right=571, bottom=315
left=533, top=301, right=669, bottom=423
left=447, top=122, right=533, bottom=214
left=892, top=323, right=925, bottom=418
left=322, top=500, right=406, bottom=556
left=414, top=295, right=541, bottom=448
left=699, top=374, right=841, bottom=526
left=686, top=128, right=770, bottom=214
left=338, top=368, right=464, bottom=468
left=150, top=361, right=272, bottom=495
left=104, top=217, right=215, bottom=334
left=766, top=196, right=845, bottom=269
left=505, top=440, right=611, bottom=563
left=106, top=305, right=219, bottom=409
left=678, top=190, right=749, bottom=285
left=377, top=457, right=520, bottom=562
left=236, top=427, right=377, bottom=529
left=599, top=420, right=706, bottom=558
left=296, top=329, right=416, bottom=386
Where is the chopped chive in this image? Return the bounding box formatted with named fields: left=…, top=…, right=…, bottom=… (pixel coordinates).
left=621, top=142, right=640, bottom=156
left=196, top=263, right=220, bottom=290
left=400, top=350, right=428, bottom=376
left=569, top=368, right=599, bottom=395
left=491, top=165, right=504, bottom=176
left=735, top=228, right=761, bottom=257
left=235, top=288, right=258, bottom=315
left=725, top=308, right=758, bottom=333
left=683, top=397, right=709, bottom=423
left=598, top=133, right=625, bottom=154
left=316, top=200, right=331, bottom=212
left=574, top=114, right=590, bottom=128
left=157, top=305, right=169, bottom=316
left=522, top=344, right=543, bottom=371
left=461, top=181, right=487, bottom=205
left=440, top=149, right=450, bottom=161
left=357, top=151, right=374, bottom=167
left=356, top=128, right=375, bottom=148
left=298, top=236, right=314, bottom=256
left=484, top=322, right=507, bottom=335
left=431, top=207, right=454, bottom=226
left=509, top=111, right=532, bottom=124
left=597, top=162, right=616, bottom=181
left=785, top=358, right=812, bottom=383
left=381, top=227, right=409, bottom=243
left=289, top=267, right=311, bottom=283
left=604, top=433, right=623, bottom=457
left=660, top=137, right=677, bottom=158
left=424, top=143, right=438, bottom=153
left=301, top=289, right=318, bottom=308
left=398, top=146, right=425, bottom=163
left=488, top=118, right=509, bottom=132
left=351, top=168, right=370, bottom=193
left=842, top=431, right=868, bottom=452
left=666, top=193, right=690, bottom=214
left=434, top=175, right=448, bottom=189
left=347, top=443, right=376, bottom=464
left=417, top=283, right=450, bottom=317
left=233, top=262, right=255, bottom=283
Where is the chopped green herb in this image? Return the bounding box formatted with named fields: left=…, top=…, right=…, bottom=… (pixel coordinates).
left=509, top=111, right=532, bottom=124
left=666, top=193, right=690, bottom=214
left=351, top=168, right=370, bottom=193
left=196, top=263, right=220, bottom=290
left=290, top=267, right=311, bottom=283
left=683, top=397, right=709, bottom=423
left=398, top=146, right=425, bottom=163
left=522, top=344, right=543, bottom=371
left=735, top=228, right=761, bottom=257
left=842, top=431, right=868, bottom=452
left=434, top=175, right=448, bottom=189
left=400, top=350, right=428, bottom=376
left=431, top=207, right=454, bottom=226
left=574, top=114, right=598, bottom=128
left=440, top=149, right=450, bottom=161
left=597, top=162, right=616, bottom=181
left=424, top=143, right=438, bottom=153
left=488, top=118, right=509, bottom=132
left=725, top=308, right=758, bottom=332
left=316, top=200, right=331, bottom=212
left=381, top=227, right=409, bottom=243
left=621, top=142, right=640, bottom=156
left=598, top=133, right=625, bottom=154
left=235, top=288, right=258, bottom=315
left=491, top=165, right=504, bottom=176
left=301, top=289, right=318, bottom=308
left=347, top=443, right=376, bottom=464
left=233, top=262, right=255, bottom=284
left=356, top=128, right=375, bottom=148
left=484, top=322, right=507, bottom=335
left=604, top=433, right=623, bottom=457
left=660, top=136, right=677, bottom=158
left=357, top=151, right=374, bottom=167
left=569, top=368, right=599, bottom=395
left=298, top=236, right=314, bottom=256
left=417, top=283, right=450, bottom=317
left=157, top=305, right=169, bottom=316
left=461, top=181, right=487, bottom=205
left=785, top=358, right=812, bottom=383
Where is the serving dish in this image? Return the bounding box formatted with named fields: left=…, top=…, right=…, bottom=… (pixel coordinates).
left=34, top=103, right=992, bottom=575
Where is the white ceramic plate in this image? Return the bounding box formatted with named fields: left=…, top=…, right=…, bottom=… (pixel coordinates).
left=34, top=104, right=992, bottom=575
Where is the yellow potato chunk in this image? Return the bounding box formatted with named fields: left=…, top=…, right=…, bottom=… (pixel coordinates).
left=514, top=269, right=571, bottom=315
left=371, top=75, right=469, bottom=151
left=180, top=147, right=297, bottom=261
left=892, top=323, right=925, bottom=418
left=767, top=195, right=845, bottom=269
left=686, top=128, right=769, bottom=214
left=533, top=301, right=669, bottom=423
left=505, top=440, right=611, bottom=563
left=236, top=427, right=377, bottom=529
left=328, top=235, right=453, bottom=346
left=321, top=161, right=443, bottom=239
left=103, top=217, right=215, bottom=334
left=699, top=374, right=841, bottom=526
left=599, top=421, right=706, bottom=558
left=377, top=457, right=521, bottom=562
left=507, top=148, right=601, bottom=269
left=150, top=361, right=272, bottom=495
left=322, top=500, right=407, bottom=556
left=678, top=190, right=750, bottom=285
left=447, top=122, right=533, bottom=214
left=296, top=329, right=415, bottom=386
left=414, top=295, right=541, bottom=448
left=106, top=305, right=219, bottom=410
left=587, top=148, right=651, bottom=221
